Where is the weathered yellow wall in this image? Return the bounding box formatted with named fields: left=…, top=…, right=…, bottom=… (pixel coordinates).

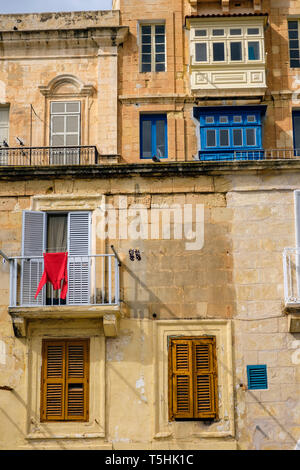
left=0, top=166, right=299, bottom=449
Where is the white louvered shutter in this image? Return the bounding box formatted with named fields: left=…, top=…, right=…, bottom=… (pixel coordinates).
left=67, top=212, right=91, bottom=304
left=21, top=210, right=46, bottom=305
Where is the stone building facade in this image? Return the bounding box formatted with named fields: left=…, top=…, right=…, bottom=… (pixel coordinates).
left=0, top=0, right=300, bottom=450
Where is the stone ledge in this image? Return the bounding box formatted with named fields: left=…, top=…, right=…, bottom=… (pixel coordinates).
left=2, top=159, right=300, bottom=181
left=8, top=304, right=121, bottom=338
left=283, top=303, right=300, bottom=332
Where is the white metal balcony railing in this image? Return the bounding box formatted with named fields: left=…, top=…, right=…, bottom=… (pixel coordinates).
left=283, top=247, right=300, bottom=304
left=8, top=254, right=120, bottom=308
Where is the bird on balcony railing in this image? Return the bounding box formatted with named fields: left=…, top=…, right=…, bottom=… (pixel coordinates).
left=16, top=137, right=24, bottom=146
left=2, top=140, right=9, bottom=147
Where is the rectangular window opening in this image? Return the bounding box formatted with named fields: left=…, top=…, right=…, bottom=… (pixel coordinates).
left=140, top=23, right=166, bottom=73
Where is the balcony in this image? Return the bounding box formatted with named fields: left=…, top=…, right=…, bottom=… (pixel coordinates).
left=282, top=247, right=300, bottom=332
left=198, top=149, right=300, bottom=161
left=0, top=145, right=99, bottom=166
left=7, top=253, right=121, bottom=337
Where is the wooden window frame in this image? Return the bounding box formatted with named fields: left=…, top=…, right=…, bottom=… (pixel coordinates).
left=41, top=338, right=89, bottom=422
left=168, top=336, right=218, bottom=421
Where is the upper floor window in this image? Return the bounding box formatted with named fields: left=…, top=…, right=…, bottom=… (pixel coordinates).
left=0, top=106, right=9, bottom=147
left=288, top=20, right=300, bottom=68
left=140, top=23, right=166, bottom=72
left=21, top=210, right=91, bottom=306
left=50, top=101, right=81, bottom=164
left=140, top=114, right=168, bottom=159
left=191, top=22, right=264, bottom=66
left=193, top=106, right=266, bottom=161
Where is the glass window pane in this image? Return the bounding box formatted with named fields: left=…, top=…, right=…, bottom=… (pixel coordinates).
left=156, top=120, right=166, bottom=157
left=246, top=128, right=256, bottom=146
left=233, top=116, right=242, bottom=123
left=51, top=102, right=65, bottom=113
left=66, top=115, right=79, bottom=133
left=141, top=25, right=151, bottom=35
left=66, top=134, right=79, bottom=146
left=219, top=116, right=228, bottom=123
left=142, top=54, right=152, bottom=64
left=155, top=53, right=165, bottom=63
left=155, top=34, right=165, bottom=44
left=156, top=43, right=165, bottom=53
left=289, top=30, right=299, bottom=39
left=212, top=29, right=224, bottom=36
left=248, top=41, right=260, bottom=60
left=230, top=28, right=241, bottom=35
left=288, top=21, right=298, bottom=30
left=195, top=43, right=207, bottom=62
left=142, top=63, right=151, bottom=72
left=290, top=39, right=299, bottom=49
left=206, top=129, right=216, bottom=147
left=66, top=102, right=80, bottom=113
left=230, top=42, right=242, bottom=61
left=52, top=115, right=64, bottom=133
left=233, top=129, right=242, bottom=146
left=206, top=116, right=214, bottom=124
left=293, top=115, right=300, bottom=151
left=195, top=29, right=207, bottom=37
left=220, top=129, right=229, bottom=147
left=213, top=43, right=225, bottom=61
left=142, top=120, right=152, bottom=157
left=155, top=25, right=165, bottom=35
left=142, top=44, right=151, bottom=53
left=290, top=59, right=300, bottom=67
left=155, top=63, right=165, bottom=72
left=290, top=50, right=300, bottom=59
left=247, top=28, right=259, bottom=35
left=52, top=135, right=64, bottom=146
left=247, top=115, right=256, bottom=122
left=0, top=108, right=9, bottom=124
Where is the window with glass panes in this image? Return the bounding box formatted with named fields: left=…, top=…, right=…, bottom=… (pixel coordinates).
left=193, top=106, right=266, bottom=160
left=140, top=114, right=167, bottom=159
left=191, top=23, right=264, bottom=65
left=288, top=21, right=300, bottom=68
left=140, top=24, right=166, bottom=72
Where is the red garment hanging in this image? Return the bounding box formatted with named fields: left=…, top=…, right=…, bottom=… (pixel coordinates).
left=34, top=252, right=68, bottom=300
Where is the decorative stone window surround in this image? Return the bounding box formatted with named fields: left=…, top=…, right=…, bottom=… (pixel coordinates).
left=153, top=319, right=235, bottom=443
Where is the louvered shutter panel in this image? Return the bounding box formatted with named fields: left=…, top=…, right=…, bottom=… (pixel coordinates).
left=65, top=340, right=89, bottom=421
left=67, top=212, right=91, bottom=304
left=193, top=338, right=217, bottom=419
left=170, top=339, right=194, bottom=419
left=21, top=210, right=46, bottom=305
left=41, top=341, right=66, bottom=421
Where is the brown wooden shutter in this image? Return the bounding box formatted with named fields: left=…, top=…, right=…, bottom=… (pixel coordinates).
left=169, top=336, right=218, bottom=421
left=170, top=339, right=194, bottom=419
left=41, top=339, right=89, bottom=422
left=65, top=340, right=89, bottom=421
left=41, top=341, right=66, bottom=421
left=193, top=337, right=217, bottom=419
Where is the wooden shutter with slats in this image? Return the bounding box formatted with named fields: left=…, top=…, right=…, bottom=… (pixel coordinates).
left=169, top=336, right=218, bottom=421
left=41, top=339, right=89, bottom=422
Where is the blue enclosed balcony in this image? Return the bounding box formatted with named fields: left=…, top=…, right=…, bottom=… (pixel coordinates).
left=193, top=105, right=267, bottom=161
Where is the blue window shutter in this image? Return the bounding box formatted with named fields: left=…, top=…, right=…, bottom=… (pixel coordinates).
left=247, top=365, right=268, bottom=390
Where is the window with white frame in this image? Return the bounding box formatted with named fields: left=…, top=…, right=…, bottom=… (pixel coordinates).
left=288, top=20, right=300, bottom=68
left=139, top=23, right=166, bottom=72
left=50, top=101, right=81, bottom=164
left=191, top=23, right=264, bottom=66
left=0, top=106, right=9, bottom=146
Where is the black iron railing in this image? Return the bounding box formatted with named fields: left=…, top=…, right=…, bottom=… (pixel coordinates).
left=0, top=146, right=99, bottom=166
